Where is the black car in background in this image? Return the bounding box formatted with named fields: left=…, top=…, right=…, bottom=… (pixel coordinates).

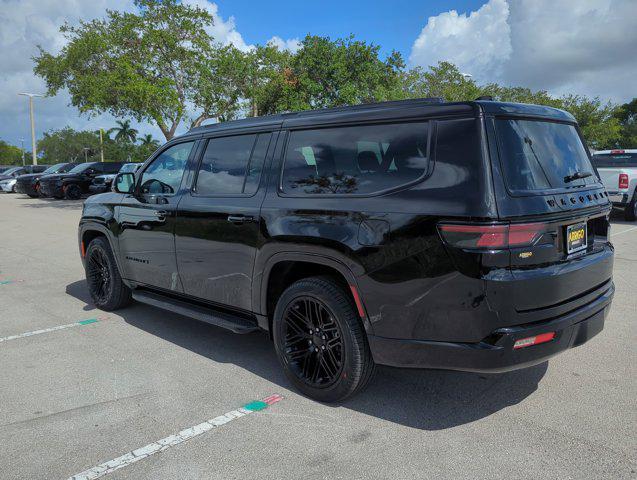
left=79, top=99, right=614, bottom=401
left=89, top=162, right=142, bottom=195
left=15, top=162, right=79, bottom=197
left=0, top=165, right=47, bottom=182
left=40, top=161, right=124, bottom=199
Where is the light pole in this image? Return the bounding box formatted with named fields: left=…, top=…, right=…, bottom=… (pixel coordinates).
left=20, top=138, right=25, bottom=166
left=83, top=147, right=91, bottom=162
left=18, top=93, right=44, bottom=165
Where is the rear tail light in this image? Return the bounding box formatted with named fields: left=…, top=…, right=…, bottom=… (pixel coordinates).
left=619, top=173, right=629, bottom=189
left=438, top=222, right=547, bottom=250
left=610, top=149, right=625, bottom=154
left=513, top=332, right=555, bottom=349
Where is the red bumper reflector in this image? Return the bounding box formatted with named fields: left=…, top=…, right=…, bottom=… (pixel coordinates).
left=80, top=241, right=86, bottom=258
left=513, top=332, right=556, bottom=349
left=349, top=285, right=365, bottom=318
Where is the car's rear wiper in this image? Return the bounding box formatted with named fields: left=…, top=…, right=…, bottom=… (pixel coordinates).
left=564, top=171, right=593, bottom=183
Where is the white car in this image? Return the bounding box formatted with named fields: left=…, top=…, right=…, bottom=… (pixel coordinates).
left=592, top=149, right=637, bottom=221
left=0, top=177, right=17, bottom=192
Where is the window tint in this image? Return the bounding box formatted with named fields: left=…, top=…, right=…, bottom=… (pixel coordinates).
left=195, top=134, right=258, bottom=195
left=592, top=153, right=637, bottom=168
left=244, top=133, right=271, bottom=194
left=140, top=142, right=193, bottom=195
left=496, top=119, right=597, bottom=192
left=103, top=162, right=123, bottom=174
left=281, top=122, right=430, bottom=195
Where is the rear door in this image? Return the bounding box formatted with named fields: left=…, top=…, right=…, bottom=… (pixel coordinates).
left=174, top=132, right=276, bottom=311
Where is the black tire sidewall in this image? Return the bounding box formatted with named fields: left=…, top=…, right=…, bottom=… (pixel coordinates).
left=85, top=237, right=129, bottom=310
left=65, top=184, right=81, bottom=200
left=273, top=278, right=370, bottom=402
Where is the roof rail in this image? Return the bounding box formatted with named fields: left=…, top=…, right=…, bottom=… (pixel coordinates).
left=476, top=95, right=494, bottom=101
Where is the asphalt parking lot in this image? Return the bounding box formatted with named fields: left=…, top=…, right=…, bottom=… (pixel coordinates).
left=0, top=194, right=635, bottom=480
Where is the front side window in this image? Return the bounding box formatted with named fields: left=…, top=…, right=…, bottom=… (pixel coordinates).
left=281, top=122, right=430, bottom=195
left=496, top=119, right=599, bottom=192
left=140, top=142, right=193, bottom=195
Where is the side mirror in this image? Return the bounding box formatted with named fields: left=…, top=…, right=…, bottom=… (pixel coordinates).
left=114, top=172, right=135, bottom=194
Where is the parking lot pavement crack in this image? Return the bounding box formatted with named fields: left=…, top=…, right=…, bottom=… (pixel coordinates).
left=0, top=392, right=149, bottom=430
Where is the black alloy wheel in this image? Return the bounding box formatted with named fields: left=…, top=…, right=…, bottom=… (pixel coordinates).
left=273, top=276, right=375, bottom=402
left=281, top=296, right=344, bottom=388
left=65, top=184, right=82, bottom=200
left=84, top=237, right=131, bottom=310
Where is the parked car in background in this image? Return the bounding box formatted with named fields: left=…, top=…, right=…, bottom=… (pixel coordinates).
left=39, top=161, right=124, bottom=199
left=79, top=99, right=614, bottom=402
left=15, top=162, right=79, bottom=197
left=89, top=162, right=142, bottom=195
left=592, top=149, right=637, bottom=221
left=0, top=165, right=48, bottom=193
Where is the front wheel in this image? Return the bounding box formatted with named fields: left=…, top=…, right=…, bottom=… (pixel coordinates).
left=85, top=237, right=131, bottom=311
left=65, top=184, right=82, bottom=200
left=273, top=276, right=375, bottom=402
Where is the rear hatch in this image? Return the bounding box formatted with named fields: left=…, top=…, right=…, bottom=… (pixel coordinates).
left=485, top=116, right=613, bottom=324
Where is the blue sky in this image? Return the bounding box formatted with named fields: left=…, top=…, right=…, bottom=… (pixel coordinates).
left=0, top=0, right=635, bottom=150
left=212, top=0, right=486, bottom=59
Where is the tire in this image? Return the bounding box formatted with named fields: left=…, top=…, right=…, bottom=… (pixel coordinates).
left=85, top=236, right=132, bottom=311
left=27, top=193, right=39, bottom=198
left=624, top=193, right=637, bottom=221
left=65, top=183, right=82, bottom=200
left=273, top=276, right=375, bottom=402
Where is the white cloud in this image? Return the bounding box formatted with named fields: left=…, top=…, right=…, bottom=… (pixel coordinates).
left=0, top=0, right=299, bottom=148
left=409, top=0, right=637, bottom=103
left=267, top=36, right=302, bottom=53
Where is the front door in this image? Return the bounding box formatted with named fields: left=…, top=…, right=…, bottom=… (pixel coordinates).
left=175, top=132, right=275, bottom=311
left=117, top=140, right=196, bottom=291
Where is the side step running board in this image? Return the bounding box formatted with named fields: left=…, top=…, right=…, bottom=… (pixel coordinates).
left=132, top=290, right=259, bottom=334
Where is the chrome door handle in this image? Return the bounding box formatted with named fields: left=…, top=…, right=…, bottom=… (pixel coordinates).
left=227, top=215, right=254, bottom=224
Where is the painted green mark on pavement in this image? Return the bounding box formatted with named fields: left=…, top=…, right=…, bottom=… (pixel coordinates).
left=0, top=280, right=14, bottom=285
left=243, top=400, right=268, bottom=411
left=78, top=318, right=99, bottom=325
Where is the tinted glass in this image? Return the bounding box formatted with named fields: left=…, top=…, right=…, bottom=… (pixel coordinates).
left=102, top=162, right=123, bottom=173
left=140, top=142, right=193, bottom=195
left=244, top=133, right=271, bottom=195
left=282, top=122, right=429, bottom=195
left=592, top=153, right=637, bottom=168
left=195, top=135, right=257, bottom=195
left=119, top=163, right=141, bottom=173
left=3, top=167, right=21, bottom=176
left=42, top=163, right=66, bottom=174
left=496, top=119, right=597, bottom=192
left=68, top=163, right=97, bottom=174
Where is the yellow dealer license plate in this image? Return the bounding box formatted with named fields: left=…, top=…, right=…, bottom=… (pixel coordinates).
left=566, top=222, right=587, bottom=254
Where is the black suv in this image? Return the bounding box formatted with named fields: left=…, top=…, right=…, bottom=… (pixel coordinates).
left=78, top=99, right=614, bottom=401
left=40, top=161, right=124, bottom=199
left=15, top=162, right=79, bottom=197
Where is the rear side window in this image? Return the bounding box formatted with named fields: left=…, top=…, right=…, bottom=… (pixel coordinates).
left=592, top=152, right=637, bottom=168
left=281, top=122, right=430, bottom=195
left=103, top=163, right=122, bottom=174
left=195, top=133, right=270, bottom=195
left=496, top=119, right=597, bottom=192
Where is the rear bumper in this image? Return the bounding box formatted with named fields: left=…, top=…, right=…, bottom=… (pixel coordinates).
left=368, top=282, right=613, bottom=372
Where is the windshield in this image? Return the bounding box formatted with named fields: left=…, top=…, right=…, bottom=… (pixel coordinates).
left=67, top=163, right=95, bottom=174
left=3, top=167, right=21, bottom=176
left=592, top=152, right=637, bottom=168
left=43, top=163, right=69, bottom=174
left=119, top=163, right=140, bottom=173
left=496, top=119, right=598, bottom=192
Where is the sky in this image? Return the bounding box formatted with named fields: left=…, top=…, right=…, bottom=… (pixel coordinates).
left=0, top=0, right=635, bottom=149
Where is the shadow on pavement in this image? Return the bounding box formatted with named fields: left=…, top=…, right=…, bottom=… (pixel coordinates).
left=65, top=279, right=547, bottom=430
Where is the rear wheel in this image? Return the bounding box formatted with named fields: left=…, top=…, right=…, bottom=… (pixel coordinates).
left=624, top=193, right=637, bottom=221
left=273, top=276, right=375, bottom=402
left=65, top=184, right=82, bottom=200
left=85, top=237, right=131, bottom=311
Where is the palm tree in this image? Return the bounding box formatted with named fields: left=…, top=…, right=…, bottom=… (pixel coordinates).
left=107, top=120, right=138, bottom=143
left=139, top=134, right=158, bottom=147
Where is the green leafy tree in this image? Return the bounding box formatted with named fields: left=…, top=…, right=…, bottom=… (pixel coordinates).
left=400, top=62, right=482, bottom=102
left=560, top=95, right=622, bottom=150
left=107, top=119, right=139, bottom=143
left=0, top=140, right=29, bottom=166
left=37, top=127, right=101, bottom=163
left=34, top=0, right=218, bottom=141
left=614, top=98, right=637, bottom=148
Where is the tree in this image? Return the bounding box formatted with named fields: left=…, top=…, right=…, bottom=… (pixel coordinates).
left=37, top=128, right=101, bottom=163
left=139, top=134, right=158, bottom=146
left=560, top=95, right=622, bottom=150
left=0, top=140, right=29, bottom=166
left=614, top=98, right=637, bottom=148
left=34, top=0, right=218, bottom=141
left=400, top=62, right=482, bottom=102
left=108, top=119, right=138, bottom=143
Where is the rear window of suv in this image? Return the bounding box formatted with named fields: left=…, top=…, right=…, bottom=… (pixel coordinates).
left=495, top=119, right=598, bottom=192
left=281, top=122, right=430, bottom=195
left=592, top=152, right=637, bottom=168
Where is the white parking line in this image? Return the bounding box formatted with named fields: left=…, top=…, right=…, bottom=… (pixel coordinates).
left=68, top=394, right=283, bottom=480
left=0, top=318, right=101, bottom=343
left=611, top=225, right=637, bottom=237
